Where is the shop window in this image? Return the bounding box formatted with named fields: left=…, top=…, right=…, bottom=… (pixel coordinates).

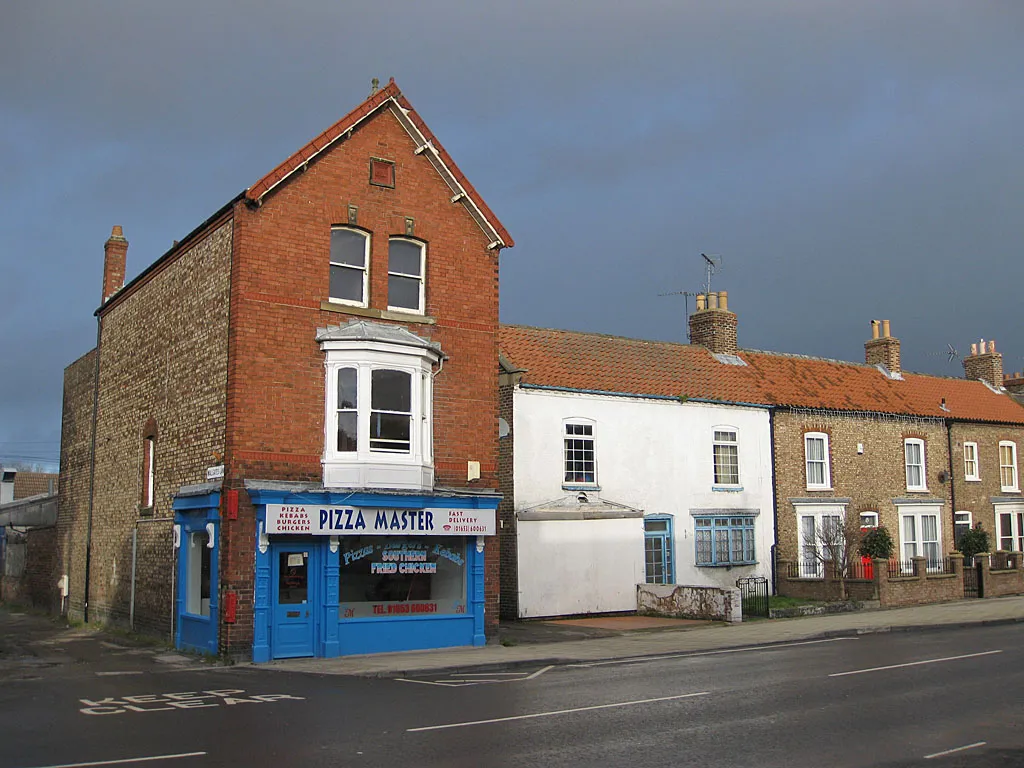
left=338, top=536, right=466, bottom=618
left=644, top=516, right=674, bottom=584
left=186, top=531, right=211, bottom=617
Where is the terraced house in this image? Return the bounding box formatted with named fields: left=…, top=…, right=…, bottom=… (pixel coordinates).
left=498, top=294, right=1024, bottom=619
left=58, top=80, right=513, bottom=661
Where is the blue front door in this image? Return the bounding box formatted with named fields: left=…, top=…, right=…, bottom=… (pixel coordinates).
left=272, top=545, right=317, bottom=658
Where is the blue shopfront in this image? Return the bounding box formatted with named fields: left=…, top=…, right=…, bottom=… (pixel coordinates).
left=245, top=482, right=499, bottom=662
left=172, top=485, right=221, bottom=656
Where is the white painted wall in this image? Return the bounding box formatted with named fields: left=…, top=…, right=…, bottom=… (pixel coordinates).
left=517, top=518, right=643, bottom=617
left=512, top=388, right=774, bottom=618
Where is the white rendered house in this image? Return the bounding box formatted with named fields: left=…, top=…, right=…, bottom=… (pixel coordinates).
left=498, top=324, right=775, bottom=619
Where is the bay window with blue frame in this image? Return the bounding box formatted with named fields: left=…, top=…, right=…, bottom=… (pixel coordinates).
left=694, top=513, right=756, bottom=566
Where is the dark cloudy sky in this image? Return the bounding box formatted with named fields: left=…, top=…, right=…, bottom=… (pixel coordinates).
left=2, top=1, right=1022, bottom=470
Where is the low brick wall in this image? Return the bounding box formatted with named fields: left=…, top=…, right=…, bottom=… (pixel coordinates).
left=980, top=552, right=1024, bottom=598
left=0, top=526, right=59, bottom=611
left=778, top=556, right=965, bottom=609
left=637, top=583, right=742, bottom=623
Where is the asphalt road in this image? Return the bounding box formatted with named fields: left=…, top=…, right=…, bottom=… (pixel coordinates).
left=2, top=624, right=1023, bottom=768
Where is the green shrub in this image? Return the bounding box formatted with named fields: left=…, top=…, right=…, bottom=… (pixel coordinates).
left=858, top=526, right=895, bottom=560
left=957, top=523, right=990, bottom=560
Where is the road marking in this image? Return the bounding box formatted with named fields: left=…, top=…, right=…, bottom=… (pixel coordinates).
left=18, top=751, right=206, bottom=768
left=829, top=650, right=1002, bottom=678
left=566, top=637, right=860, bottom=668
left=925, top=741, right=986, bottom=759
left=95, top=671, right=143, bottom=677
left=408, top=691, right=709, bottom=732
left=397, top=665, right=554, bottom=687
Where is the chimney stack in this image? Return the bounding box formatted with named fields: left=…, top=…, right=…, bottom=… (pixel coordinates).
left=689, top=291, right=738, bottom=355
left=102, top=225, right=128, bottom=303
left=963, top=338, right=1003, bottom=388
left=864, top=319, right=901, bottom=375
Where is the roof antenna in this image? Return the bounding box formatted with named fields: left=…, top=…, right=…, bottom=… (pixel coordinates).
left=370, top=77, right=380, bottom=97
left=702, top=253, right=722, bottom=295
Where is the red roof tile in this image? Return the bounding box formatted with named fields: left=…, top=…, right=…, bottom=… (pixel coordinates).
left=499, top=325, right=1024, bottom=425
left=245, top=79, right=513, bottom=248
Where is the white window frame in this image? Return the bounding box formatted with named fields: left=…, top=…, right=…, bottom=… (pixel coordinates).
left=142, top=436, right=155, bottom=509
left=321, top=338, right=439, bottom=491
left=999, top=441, right=1019, bottom=492
left=996, top=505, right=1024, bottom=552
left=904, top=438, right=927, bottom=492
left=563, top=419, right=597, bottom=488
left=954, top=510, right=973, bottom=548
left=387, top=237, right=426, bottom=315
left=897, top=506, right=942, bottom=572
left=795, top=504, right=846, bottom=578
left=712, top=427, right=740, bottom=488
left=804, top=432, right=831, bottom=490
left=859, top=511, right=879, bottom=529
left=963, top=441, right=980, bottom=482
left=328, top=227, right=370, bottom=308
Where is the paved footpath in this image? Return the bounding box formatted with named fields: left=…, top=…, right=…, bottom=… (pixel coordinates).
left=264, top=596, right=1024, bottom=677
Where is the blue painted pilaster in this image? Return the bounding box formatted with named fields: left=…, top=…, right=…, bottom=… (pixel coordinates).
left=471, top=536, right=486, bottom=646
left=322, top=540, right=340, bottom=657
left=252, top=512, right=272, bottom=663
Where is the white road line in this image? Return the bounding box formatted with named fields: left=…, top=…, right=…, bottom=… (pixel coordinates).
left=567, top=637, right=860, bottom=668
left=396, top=679, right=475, bottom=688
left=398, top=665, right=555, bottom=687
left=829, top=650, right=1002, bottom=678
left=925, top=741, right=986, bottom=759
left=458, top=672, right=531, bottom=677
left=18, top=751, right=207, bottom=768
left=408, top=691, right=709, bottom=732
left=95, top=671, right=143, bottom=677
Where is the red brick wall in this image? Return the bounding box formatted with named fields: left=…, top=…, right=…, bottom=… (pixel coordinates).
left=221, top=105, right=504, bottom=652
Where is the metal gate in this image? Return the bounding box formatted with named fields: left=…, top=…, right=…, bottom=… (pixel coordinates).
left=736, top=576, right=770, bottom=619
left=963, top=559, right=982, bottom=598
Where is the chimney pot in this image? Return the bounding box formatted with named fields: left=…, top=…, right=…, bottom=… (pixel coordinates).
left=707, top=292, right=718, bottom=310
left=719, top=291, right=728, bottom=311
left=971, top=343, right=978, bottom=356
left=871, top=320, right=880, bottom=340
left=696, top=294, right=706, bottom=311
left=881, top=319, right=891, bottom=338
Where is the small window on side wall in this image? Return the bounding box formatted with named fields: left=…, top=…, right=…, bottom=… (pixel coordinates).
left=388, top=238, right=425, bottom=313
left=141, top=418, right=157, bottom=513
left=329, top=228, right=369, bottom=306
left=369, top=158, right=395, bottom=188
left=963, top=442, right=980, bottom=481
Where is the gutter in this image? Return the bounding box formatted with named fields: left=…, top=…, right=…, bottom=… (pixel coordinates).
left=518, top=383, right=772, bottom=410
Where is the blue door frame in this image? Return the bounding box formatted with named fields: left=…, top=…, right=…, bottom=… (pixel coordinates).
left=270, top=543, right=319, bottom=659
left=172, top=490, right=220, bottom=656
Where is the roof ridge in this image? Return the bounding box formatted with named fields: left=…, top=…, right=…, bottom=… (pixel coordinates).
left=501, top=323, right=694, bottom=349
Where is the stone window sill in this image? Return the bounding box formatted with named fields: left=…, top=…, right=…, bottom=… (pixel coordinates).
left=320, top=301, right=436, bottom=325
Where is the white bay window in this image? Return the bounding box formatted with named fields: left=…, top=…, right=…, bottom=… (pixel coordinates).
left=318, top=320, right=441, bottom=490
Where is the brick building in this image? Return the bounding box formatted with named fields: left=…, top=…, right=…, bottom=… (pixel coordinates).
left=58, top=80, right=512, bottom=660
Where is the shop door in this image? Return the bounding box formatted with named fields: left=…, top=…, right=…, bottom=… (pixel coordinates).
left=272, top=546, right=317, bottom=658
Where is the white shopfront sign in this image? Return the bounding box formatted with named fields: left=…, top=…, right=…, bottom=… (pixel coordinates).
left=265, top=504, right=496, bottom=536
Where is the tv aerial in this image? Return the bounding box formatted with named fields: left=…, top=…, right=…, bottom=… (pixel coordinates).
left=701, top=253, right=723, bottom=295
